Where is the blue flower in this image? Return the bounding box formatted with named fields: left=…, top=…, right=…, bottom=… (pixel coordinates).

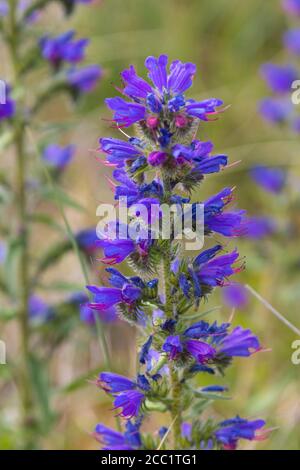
left=75, top=228, right=98, bottom=252
left=0, top=85, right=15, bottom=121
left=28, top=295, right=53, bottom=322
left=172, top=140, right=227, bottom=174
left=259, top=97, right=292, bottom=124
left=105, top=97, right=146, bottom=127
left=201, top=385, right=228, bottom=393
left=184, top=320, right=229, bottom=341
left=40, top=31, right=89, bottom=68
left=100, top=137, right=145, bottom=168
left=94, top=421, right=141, bottom=450
left=80, top=303, right=117, bottom=324
left=185, top=98, right=223, bottom=120
left=181, top=422, right=192, bottom=440
left=222, top=284, right=249, bottom=309
left=250, top=165, right=286, bottom=193
left=282, top=0, right=300, bottom=16
left=243, top=216, right=277, bottom=239
left=98, top=372, right=137, bottom=393
left=139, top=336, right=153, bottom=364
left=219, top=326, right=261, bottom=357
left=67, top=64, right=102, bottom=93
left=162, top=335, right=183, bottom=359
left=113, top=390, right=145, bottom=419
left=185, top=339, right=216, bottom=364
left=215, top=416, right=267, bottom=450
left=283, top=28, right=300, bottom=55
left=42, top=144, right=75, bottom=170
left=202, top=188, right=245, bottom=237
left=87, top=269, right=154, bottom=311
left=105, top=55, right=223, bottom=131
left=193, top=246, right=240, bottom=288
left=260, top=63, right=298, bottom=93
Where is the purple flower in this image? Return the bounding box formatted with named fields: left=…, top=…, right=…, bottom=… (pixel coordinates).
left=97, top=238, right=136, bottom=265
left=203, top=188, right=245, bottom=237
left=94, top=421, right=141, bottom=450
left=113, top=390, right=144, bottom=419
left=105, top=97, right=146, bottom=127
left=162, top=335, right=183, bottom=359
left=147, top=151, right=168, bottom=167
left=172, top=140, right=227, bottom=174
left=67, top=65, right=102, bottom=93
left=121, top=65, right=152, bottom=99
left=99, top=137, right=144, bottom=168
left=250, top=165, right=286, bottom=193
left=75, top=228, right=98, bottom=252
left=185, top=98, right=224, bottom=120
left=258, top=97, right=292, bottom=124
left=40, top=31, right=89, bottom=68
left=28, top=295, right=53, bottom=321
left=215, top=416, right=267, bottom=450
left=80, top=303, right=117, bottom=324
left=0, top=241, right=6, bottom=264
left=260, top=63, right=298, bottom=93
left=0, top=85, right=15, bottom=121
left=105, top=55, right=223, bottom=132
left=194, top=247, right=240, bottom=288
left=282, top=0, right=300, bottom=16
left=283, top=29, right=300, bottom=55
left=219, top=326, right=260, bottom=357
left=98, top=372, right=137, bottom=393
left=184, top=320, right=229, bottom=341
left=243, top=216, right=277, bottom=239
left=42, top=144, right=75, bottom=170
left=185, top=339, right=216, bottom=363
left=94, top=424, right=132, bottom=450
left=201, top=385, right=228, bottom=393
left=181, top=422, right=192, bottom=440
left=222, top=284, right=249, bottom=309
left=0, top=1, right=8, bottom=16
left=87, top=270, right=148, bottom=311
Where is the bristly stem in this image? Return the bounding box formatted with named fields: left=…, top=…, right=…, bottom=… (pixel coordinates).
left=162, top=173, right=182, bottom=449
left=9, top=0, right=35, bottom=448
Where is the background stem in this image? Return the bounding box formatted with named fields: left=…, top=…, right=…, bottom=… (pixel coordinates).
left=9, top=0, right=35, bottom=448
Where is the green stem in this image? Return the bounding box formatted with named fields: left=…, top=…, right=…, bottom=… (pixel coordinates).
left=9, top=0, right=35, bottom=447
left=161, top=173, right=182, bottom=450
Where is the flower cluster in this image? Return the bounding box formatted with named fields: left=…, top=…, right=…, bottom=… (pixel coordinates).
left=92, top=56, right=268, bottom=450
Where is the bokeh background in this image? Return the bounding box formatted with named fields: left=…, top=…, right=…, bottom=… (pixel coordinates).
left=1, top=0, right=300, bottom=450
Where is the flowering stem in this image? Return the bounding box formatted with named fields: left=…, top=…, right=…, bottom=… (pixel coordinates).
left=8, top=0, right=35, bottom=448
left=161, top=173, right=182, bottom=449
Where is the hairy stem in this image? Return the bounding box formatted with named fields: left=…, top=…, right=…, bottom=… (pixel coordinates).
left=161, top=172, right=182, bottom=449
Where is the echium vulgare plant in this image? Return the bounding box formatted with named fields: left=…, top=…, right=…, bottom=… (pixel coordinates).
left=0, top=0, right=103, bottom=449
left=90, top=56, right=269, bottom=450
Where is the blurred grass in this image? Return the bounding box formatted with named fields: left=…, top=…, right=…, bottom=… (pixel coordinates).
left=1, top=0, right=300, bottom=450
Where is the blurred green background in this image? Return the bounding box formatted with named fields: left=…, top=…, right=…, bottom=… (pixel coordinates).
left=1, top=0, right=300, bottom=450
